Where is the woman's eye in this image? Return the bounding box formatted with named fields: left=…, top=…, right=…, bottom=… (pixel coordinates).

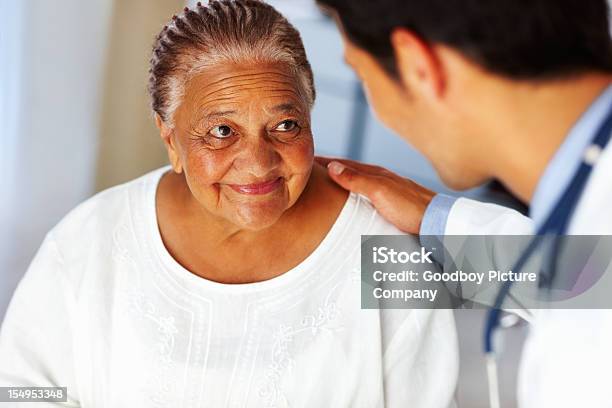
left=209, top=125, right=233, bottom=139
left=275, top=120, right=299, bottom=132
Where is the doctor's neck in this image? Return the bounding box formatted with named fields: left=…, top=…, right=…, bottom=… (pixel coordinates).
left=475, top=72, right=612, bottom=203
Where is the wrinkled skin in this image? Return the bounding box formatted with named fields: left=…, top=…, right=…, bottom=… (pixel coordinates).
left=155, top=62, right=347, bottom=283
left=163, top=63, right=315, bottom=231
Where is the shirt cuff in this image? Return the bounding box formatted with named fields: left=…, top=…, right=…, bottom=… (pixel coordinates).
left=420, top=193, right=457, bottom=236
left=419, top=194, right=457, bottom=263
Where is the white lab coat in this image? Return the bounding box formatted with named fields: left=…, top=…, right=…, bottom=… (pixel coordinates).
left=444, top=143, right=612, bottom=407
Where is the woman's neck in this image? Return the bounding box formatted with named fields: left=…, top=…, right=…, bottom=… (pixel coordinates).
left=156, top=163, right=348, bottom=283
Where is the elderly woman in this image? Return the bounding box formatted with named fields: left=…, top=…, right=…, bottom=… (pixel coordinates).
left=0, top=1, right=457, bottom=407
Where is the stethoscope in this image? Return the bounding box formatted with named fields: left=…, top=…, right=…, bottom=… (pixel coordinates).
left=483, top=103, right=612, bottom=408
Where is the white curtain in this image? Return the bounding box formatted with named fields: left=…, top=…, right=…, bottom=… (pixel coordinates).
left=0, top=0, right=26, bottom=321
left=0, top=0, right=114, bottom=320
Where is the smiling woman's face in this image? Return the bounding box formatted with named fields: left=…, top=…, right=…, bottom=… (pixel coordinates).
left=165, top=62, right=314, bottom=231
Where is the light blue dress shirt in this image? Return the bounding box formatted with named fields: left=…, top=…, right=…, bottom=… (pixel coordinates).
left=419, top=84, right=612, bottom=236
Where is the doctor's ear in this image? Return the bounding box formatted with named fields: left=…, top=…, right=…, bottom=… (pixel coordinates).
left=155, top=113, right=183, bottom=174
left=390, top=28, right=445, bottom=101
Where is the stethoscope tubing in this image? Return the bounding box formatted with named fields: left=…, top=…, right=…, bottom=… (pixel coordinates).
left=482, top=102, right=612, bottom=407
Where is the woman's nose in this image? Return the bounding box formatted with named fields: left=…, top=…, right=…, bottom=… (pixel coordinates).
left=234, top=134, right=281, bottom=176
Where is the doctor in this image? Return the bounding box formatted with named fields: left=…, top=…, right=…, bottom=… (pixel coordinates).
left=316, top=0, right=612, bottom=406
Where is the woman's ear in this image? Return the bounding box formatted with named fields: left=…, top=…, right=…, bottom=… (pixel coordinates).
left=390, top=28, right=445, bottom=102
left=155, top=114, right=183, bottom=174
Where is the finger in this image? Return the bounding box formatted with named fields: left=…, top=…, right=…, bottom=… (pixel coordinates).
left=326, top=161, right=379, bottom=198
left=316, top=156, right=388, bottom=174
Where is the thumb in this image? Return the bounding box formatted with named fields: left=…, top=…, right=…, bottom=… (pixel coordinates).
left=327, top=161, right=376, bottom=198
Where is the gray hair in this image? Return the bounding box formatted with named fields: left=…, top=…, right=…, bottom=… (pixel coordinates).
left=148, top=0, right=316, bottom=128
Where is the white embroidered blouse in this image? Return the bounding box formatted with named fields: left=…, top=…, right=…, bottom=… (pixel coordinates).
left=0, top=166, right=458, bottom=407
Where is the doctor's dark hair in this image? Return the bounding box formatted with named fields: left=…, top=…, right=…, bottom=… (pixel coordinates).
left=318, top=0, right=612, bottom=80
left=148, top=0, right=315, bottom=127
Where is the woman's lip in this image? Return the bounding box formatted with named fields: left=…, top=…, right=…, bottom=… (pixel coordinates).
left=228, top=177, right=283, bottom=195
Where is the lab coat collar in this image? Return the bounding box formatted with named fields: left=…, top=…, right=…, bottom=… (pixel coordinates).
left=529, top=84, right=612, bottom=227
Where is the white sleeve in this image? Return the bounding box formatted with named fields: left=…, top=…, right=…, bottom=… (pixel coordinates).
left=383, top=309, right=459, bottom=408
left=446, top=197, right=534, bottom=235
left=443, top=198, right=535, bottom=321
left=0, top=233, right=80, bottom=407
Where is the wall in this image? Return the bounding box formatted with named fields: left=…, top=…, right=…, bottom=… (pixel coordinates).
left=95, top=0, right=183, bottom=191
left=0, top=0, right=114, bottom=320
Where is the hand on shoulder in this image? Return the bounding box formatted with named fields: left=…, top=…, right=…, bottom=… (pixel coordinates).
left=315, top=157, right=435, bottom=234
